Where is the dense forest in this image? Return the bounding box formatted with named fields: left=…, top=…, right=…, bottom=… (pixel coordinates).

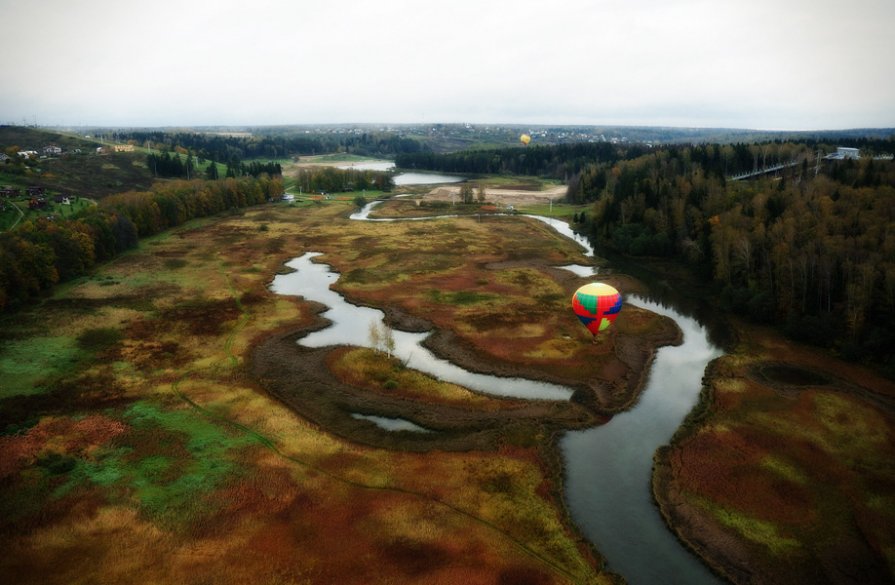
left=572, top=148, right=895, bottom=373
left=147, top=151, right=281, bottom=180
left=407, top=139, right=895, bottom=373
left=0, top=176, right=282, bottom=311
left=113, top=131, right=426, bottom=164
left=396, top=143, right=644, bottom=178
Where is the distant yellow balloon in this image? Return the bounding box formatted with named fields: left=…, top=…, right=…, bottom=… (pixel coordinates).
left=519, top=133, right=531, bottom=146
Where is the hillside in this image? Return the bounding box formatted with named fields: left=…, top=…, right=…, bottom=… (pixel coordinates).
left=0, top=126, right=154, bottom=198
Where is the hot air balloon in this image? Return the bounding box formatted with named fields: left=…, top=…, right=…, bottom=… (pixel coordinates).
left=519, top=133, right=531, bottom=146
left=572, top=283, right=622, bottom=336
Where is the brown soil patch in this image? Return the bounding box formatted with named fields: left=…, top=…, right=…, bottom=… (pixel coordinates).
left=653, top=321, right=895, bottom=584
left=0, top=415, right=127, bottom=480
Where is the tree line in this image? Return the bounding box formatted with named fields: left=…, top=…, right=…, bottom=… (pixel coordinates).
left=397, top=141, right=840, bottom=187
left=382, top=138, right=895, bottom=371
left=293, top=167, right=394, bottom=194
left=396, top=142, right=644, bottom=179
left=115, top=130, right=426, bottom=165
left=147, top=152, right=281, bottom=180
left=0, top=176, right=282, bottom=312
left=571, top=146, right=895, bottom=373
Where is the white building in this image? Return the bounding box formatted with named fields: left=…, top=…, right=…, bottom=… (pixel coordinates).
left=825, top=147, right=861, bottom=160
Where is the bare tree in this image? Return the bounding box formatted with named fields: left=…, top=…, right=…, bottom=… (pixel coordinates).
left=368, top=320, right=396, bottom=359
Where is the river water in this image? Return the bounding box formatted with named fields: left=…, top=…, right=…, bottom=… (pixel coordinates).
left=272, top=202, right=725, bottom=584
left=562, top=295, right=723, bottom=584
left=338, top=160, right=464, bottom=186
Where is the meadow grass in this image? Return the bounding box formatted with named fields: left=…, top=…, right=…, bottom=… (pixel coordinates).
left=0, top=200, right=617, bottom=584
left=0, top=336, right=84, bottom=398
left=702, top=499, right=800, bottom=555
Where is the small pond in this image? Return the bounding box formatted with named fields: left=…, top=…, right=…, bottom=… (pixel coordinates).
left=337, top=161, right=465, bottom=186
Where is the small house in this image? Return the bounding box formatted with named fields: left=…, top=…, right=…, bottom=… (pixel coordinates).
left=43, top=145, right=62, bottom=156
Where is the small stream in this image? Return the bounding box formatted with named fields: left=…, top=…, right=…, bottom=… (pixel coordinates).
left=272, top=201, right=725, bottom=584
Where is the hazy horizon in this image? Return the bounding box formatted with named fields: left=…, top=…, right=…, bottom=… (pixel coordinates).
left=3, top=0, right=894, bottom=131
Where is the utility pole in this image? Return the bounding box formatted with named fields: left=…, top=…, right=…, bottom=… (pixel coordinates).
left=814, top=150, right=821, bottom=177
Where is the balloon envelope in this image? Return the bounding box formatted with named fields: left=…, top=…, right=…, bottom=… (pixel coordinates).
left=572, top=283, right=622, bottom=335
left=519, top=133, right=531, bottom=145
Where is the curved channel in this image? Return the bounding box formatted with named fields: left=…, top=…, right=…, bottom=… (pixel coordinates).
left=270, top=253, right=573, bottom=401
left=281, top=200, right=725, bottom=583
left=562, top=296, right=723, bottom=584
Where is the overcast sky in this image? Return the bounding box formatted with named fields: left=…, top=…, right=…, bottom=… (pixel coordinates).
left=2, top=0, right=893, bottom=130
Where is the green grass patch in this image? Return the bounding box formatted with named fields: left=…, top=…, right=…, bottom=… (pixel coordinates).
left=701, top=499, right=800, bottom=555
left=475, top=175, right=558, bottom=190
left=517, top=202, right=586, bottom=218
left=760, top=455, right=808, bottom=485
left=428, top=290, right=496, bottom=305
left=0, top=200, right=26, bottom=231
left=0, top=335, right=83, bottom=398
left=56, top=400, right=256, bottom=526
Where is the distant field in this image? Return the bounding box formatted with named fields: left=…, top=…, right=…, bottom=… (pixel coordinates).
left=297, top=153, right=391, bottom=164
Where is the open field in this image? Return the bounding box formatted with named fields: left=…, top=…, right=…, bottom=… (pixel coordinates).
left=4, top=188, right=888, bottom=583
left=424, top=184, right=567, bottom=207
left=653, top=320, right=895, bottom=584
left=1, top=199, right=680, bottom=584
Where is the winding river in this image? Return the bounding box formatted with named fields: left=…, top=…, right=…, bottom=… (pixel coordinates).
left=272, top=201, right=725, bottom=584
left=562, top=295, right=723, bottom=584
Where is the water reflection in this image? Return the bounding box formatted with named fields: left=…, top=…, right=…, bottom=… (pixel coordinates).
left=351, top=413, right=433, bottom=433
left=557, top=264, right=600, bottom=277
left=561, top=295, right=723, bottom=585
left=394, top=172, right=464, bottom=186
left=336, top=161, right=464, bottom=186
left=338, top=161, right=395, bottom=172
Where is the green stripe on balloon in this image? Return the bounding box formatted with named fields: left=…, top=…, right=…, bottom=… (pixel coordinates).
left=578, top=293, right=598, bottom=314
